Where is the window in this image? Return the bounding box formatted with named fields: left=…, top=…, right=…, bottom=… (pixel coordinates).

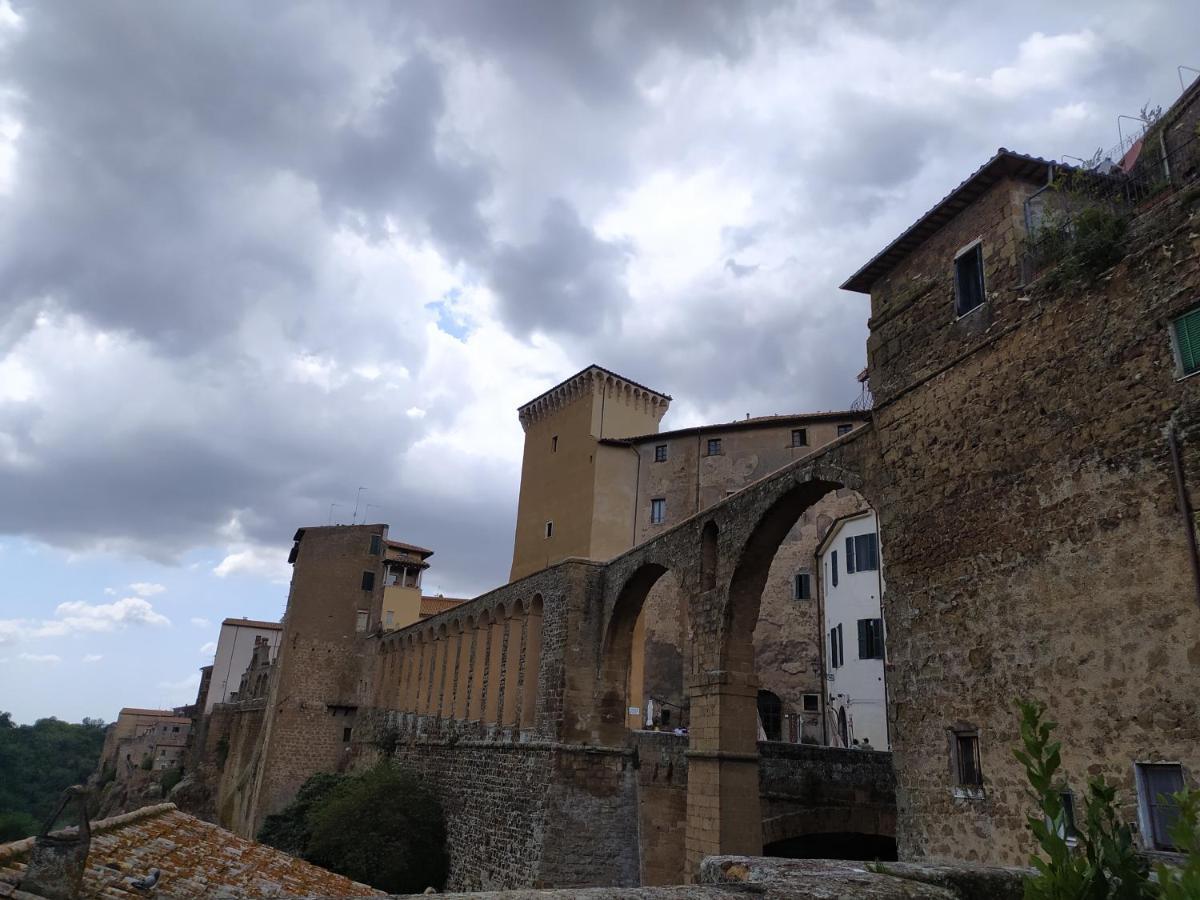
left=360, top=570, right=375, bottom=591
left=1172, top=307, right=1200, bottom=377
left=384, top=610, right=394, bottom=627
left=829, top=623, right=844, bottom=668
left=954, top=242, right=986, bottom=316
left=650, top=498, right=666, bottom=525
left=172, top=726, right=180, bottom=733
left=552, top=435, right=558, bottom=452
left=545, top=521, right=554, bottom=539
left=706, top=438, right=722, bottom=456
left=369, top=534, right=382, bottom=555
left=1048, top=791, right=1078, bottom=842
left=831, top=550, right=838, bottom=587
left=342, top=727, right=353, bottom=743
left=654, top=444, right=668, bottom=462
left=845, top=533, right=879, bottom=573
left=791, top=428, right=808, bottom=447
left=1137, top=763, right=1185, bottom=850
left=802, top=694, right=820, bottom=713
left=793, top=571, right=811, bottom=600
left=355, top=610, right=368, bottom=632
left=857, top=618, right=884, bottom=660
left=837, top=423, right=854, bottom=436
left=954, top=731, right=983, bottom=786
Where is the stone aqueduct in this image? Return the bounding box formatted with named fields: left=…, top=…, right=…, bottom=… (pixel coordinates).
left=337, top=426, right=886, bottom=886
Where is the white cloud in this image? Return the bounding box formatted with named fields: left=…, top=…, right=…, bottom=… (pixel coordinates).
left=81, top=653, right=103, bottom=663
left=19, top=652, right=60, bottom=664
left=199, top=641, right=217, bottom=656
left=213, top=546, right=291, bottom=583
left=0, top=596, right=171, bottom=644
left=189, top=617, right=211, bottom=629
left=129, top=582, right=166, bottom=597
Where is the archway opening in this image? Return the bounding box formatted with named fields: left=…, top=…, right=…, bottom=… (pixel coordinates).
left=598, top=562, right=668, bottom=743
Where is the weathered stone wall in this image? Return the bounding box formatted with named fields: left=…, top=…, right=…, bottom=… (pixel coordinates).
left=867, top=185, right=1200, bottom=863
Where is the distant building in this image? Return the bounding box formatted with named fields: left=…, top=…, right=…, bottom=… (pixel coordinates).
left=206, top=618, right=283, bottom=712
left=817, top=511, right=888, bottom=749
left=98, top=708, right=191, bottom=775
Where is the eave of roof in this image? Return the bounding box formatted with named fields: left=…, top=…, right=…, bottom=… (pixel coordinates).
left=603, top=410, right=870, bottom=445
left=517, top=364, right=672, bottom=413
left=840, top=149, right=1062, bottom=294
left=220, top=617, right=283, bottom=630
left=385, top=539, right=434, bottom=557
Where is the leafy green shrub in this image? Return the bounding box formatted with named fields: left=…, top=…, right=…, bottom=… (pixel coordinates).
left=1028, top=206, right=1128, bottom=287
left=258, top=764, right=447, bottom=894
left=0, top=713, right=106, bottom=829
left=0, top=811, right=38, bottom=841
left=160, top=767, right=184, bottom=795
left=139, top=754, right=153, bottom=771
left=1015, top=700, right=1199, bottom=900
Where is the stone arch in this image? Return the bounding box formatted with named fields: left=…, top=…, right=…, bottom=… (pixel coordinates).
left=597, top=562, right=668, bottom=744
left=521, top=594, right=544, bottom=729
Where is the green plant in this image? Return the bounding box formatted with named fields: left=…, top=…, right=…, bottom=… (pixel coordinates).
left=258, top=764, right=448, bottom=894
left=1014, top=700, right=1152, bottom=899
left=160, top=767, right=183, bottom=795
left=1157, top=790, right=1200, bottom=900
left=139, top=754, right=153, bottom=771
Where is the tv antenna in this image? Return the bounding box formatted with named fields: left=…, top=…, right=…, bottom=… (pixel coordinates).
left=352, top=487, right=367, bottom=524
left=364, top=502, right=382, bottom=522
left=328, top=503, right=343, bottom=525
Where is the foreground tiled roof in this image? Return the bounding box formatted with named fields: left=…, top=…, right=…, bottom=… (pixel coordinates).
left=0, top=804, right=381, bottom=899
left=420, top=596, right=468, bottom=618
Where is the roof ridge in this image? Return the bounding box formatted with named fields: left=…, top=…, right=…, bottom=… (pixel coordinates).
left=0, top=804, right=178, bottom=863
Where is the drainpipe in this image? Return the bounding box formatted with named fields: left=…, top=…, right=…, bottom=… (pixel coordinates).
left=1168, top=424, right=1200, bottom=610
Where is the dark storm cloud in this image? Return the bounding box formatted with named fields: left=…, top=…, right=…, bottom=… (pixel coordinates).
left=490, top=199, right=632, bottom=337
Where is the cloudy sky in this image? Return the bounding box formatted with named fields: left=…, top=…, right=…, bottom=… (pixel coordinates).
left=0, top=1, right=1194, bottom=723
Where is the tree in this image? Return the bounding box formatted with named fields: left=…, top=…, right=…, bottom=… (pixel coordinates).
left=0, top=713, right=106, bottom=837
left=259, top=764, right=448, bottom=894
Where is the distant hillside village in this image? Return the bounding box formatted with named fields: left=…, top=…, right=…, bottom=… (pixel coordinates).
left=7, top=74, right=1200, bottom=898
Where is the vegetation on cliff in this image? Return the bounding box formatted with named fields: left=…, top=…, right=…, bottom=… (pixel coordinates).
left=0, top=712, right=106, bottom=841
left=258, top=762, right=448, bottom=893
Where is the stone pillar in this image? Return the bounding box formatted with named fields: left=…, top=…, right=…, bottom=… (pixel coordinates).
left=430, top=630, right=449, bottom=717
left=500, top=611, right=525, bottom=727
left=401, top=637, right=419, bottom=712
left=684, top=670, right=762, bottom=882
left=417, top=634, right=434, bottom=715
left=471, top=618, right=490, bottom=721
left=453, top=623, right=472, bottom=720
left=520, top=606, right=542, bottom=729
left=484, top=611, right=507, bottom=724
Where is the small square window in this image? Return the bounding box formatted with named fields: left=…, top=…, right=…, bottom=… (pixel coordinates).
left=361, top=570, right=375, bottom=591
left=954, top=243, right=986, bottom=316
left=793, top=572, right=811, bottom=600
left=654, top=444, right=668, bottom=462
left=369, top=534, right=382, bottom=555
left=706, top=438, right=722, bottom=456
left=1172, top=307, right=1200, bottom=377
left=791, top=428, right=808, bottom=447
left=342, top=727, right=353, bottom=743
left=837, top=423, right=854, bottom=436
left=1137, top=762, right=1185, bottom=850
left=650, top=498, right=666, bottom=525
left=802, top=694, right=820, bottom=712
left=545, top=521, right=554, bottom=539
left=954, top=731, right=983, bottom=786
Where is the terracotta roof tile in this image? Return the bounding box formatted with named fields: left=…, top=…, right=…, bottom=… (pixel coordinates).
left=0, top=804, right=381, bottom=899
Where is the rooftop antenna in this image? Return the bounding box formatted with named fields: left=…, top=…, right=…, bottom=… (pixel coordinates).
left=328, top=503, right=343, bottom=525
left=1179, top=65, right=1200, bottom=93
left=364, top=503, right=382, bottom=523
left=352, top=487, right=367, bottom=524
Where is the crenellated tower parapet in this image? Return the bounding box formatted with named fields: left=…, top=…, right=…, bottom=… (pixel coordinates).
left=517, top=364, right=670, bottom=434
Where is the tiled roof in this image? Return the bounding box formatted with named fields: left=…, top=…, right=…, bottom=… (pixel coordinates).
left=605, top=410, right=870, bottom=445
left=115, top=709, right=176, bottom=718
left=420, top=596, right=468, bottom=618
left=0, top=804, right=381, bottom=899
left=841, top=149, right=1062, bottom=293
left=385, top=540, right=434, bottom=558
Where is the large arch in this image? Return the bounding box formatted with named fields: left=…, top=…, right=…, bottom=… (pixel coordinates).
left=597, top=561, right=668, bottom=745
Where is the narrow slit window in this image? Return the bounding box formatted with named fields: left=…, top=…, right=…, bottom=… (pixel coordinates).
left=954, top=732, right=983, bottom=786
left=545, top=521, right=554, bottom=539
left=831, top=550, right=838, bottom=587
left=650, top=498, right=666, bottom=525
left=369, top=534, right=382, bottom=555
left=551, top=435, right=558, bottom=452
left=793, top=572, right=811, bottom=600
left=360, top=570, right=375, bottom=591
left=954, top=243, right=986, bottom=316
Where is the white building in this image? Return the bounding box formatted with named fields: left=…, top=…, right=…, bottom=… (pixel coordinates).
left=205, top=617, right=283, bottom=712
left=817, top=510, right=889, bottom=750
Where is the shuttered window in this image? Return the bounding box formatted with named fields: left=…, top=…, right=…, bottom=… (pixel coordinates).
left=845, top=533, right=879, bottom=574
left=829, top=625, right=844, bottom=668
left=1138, top=763, right=1185, bottom=850
left=1174, top=308, right=1200, bottom=376
left=831, top=550, right=838, bottom=587
left=857, top=618, right=884, bottom=659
